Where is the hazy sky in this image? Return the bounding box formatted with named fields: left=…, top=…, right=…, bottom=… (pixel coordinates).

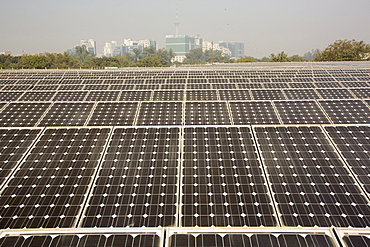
left=1, top=0, right=370, bottom=58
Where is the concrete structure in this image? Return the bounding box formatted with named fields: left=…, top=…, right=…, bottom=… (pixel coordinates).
left=165, top=35, right=203, bottom=63
left=80, top=39, right=97, bottom=55
left=103, top=41, right=118, bottom=57
left=112, top=39, right=157, bottom=56
left=219, top=41, right=244, bottom=59
left=202, top=41, right=232, bottom=57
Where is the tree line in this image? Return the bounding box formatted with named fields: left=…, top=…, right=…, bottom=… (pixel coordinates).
left=0, top=45, right=176, bottom=69
left=1, top=39, right=369, bottom=69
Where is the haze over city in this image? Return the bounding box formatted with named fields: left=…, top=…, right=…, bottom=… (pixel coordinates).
left=1, top=0, right=370, bottom=58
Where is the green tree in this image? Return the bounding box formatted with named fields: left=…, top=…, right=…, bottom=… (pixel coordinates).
left=156, top=48, right=175, bottom=66
left=183, top=48, right=206, bottom=64
left=141, top=46, right=157, bottom=58
left=21, top=55, right=51, bottom=69
left=136, top=57, right=163, bottom=67
left=235, top=56, right=256, bottom=63
left=315, top=39, right=370, bottom=61
left=74, top=45, right=95, bottom=63
left=132, top=48, right=142, bottom=62
left=290, top=54, right=306, bottom=62
left=45, top=53, right=79, bottom=68
left=270, top=51, right=291, bottom=62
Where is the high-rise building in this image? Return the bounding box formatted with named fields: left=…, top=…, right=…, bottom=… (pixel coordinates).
left=103, top=41, right=118, bottom=57
left=202, top=41, right=232, bottom=57
left=165, top=35, right=203, bottom=62
left=80, top=39, right=97, bottom=55
left=111, top=39, right=157, bottom=56
left=219, top=41, right=244, bottom=59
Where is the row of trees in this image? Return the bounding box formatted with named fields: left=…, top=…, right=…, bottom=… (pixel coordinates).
left=0, top=45, right=176, bottom=69
left=1, top=39, right=369, bottom=69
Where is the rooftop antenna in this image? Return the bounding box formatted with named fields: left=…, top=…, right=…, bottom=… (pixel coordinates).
left=174, top=0, right=180, bottom=35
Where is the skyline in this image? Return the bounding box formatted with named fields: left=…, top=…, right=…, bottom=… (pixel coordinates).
left=1, top=0, right=370, bottom=58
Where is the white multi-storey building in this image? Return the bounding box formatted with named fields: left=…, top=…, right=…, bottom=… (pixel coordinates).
left=202, top=41, right=232, bottom=57
left=103, top=41, right=118, bottom=57
left=80, top=39, right=97, bottom=55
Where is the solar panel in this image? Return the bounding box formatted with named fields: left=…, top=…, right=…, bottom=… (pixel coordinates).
left=318, top=100, right=370, bottom=124
left=218, top=90, right=252, bottom=100
left=0, top=128, right=42, bottom=183
left=38, top=102, right=94, bottom=126
left=53, top=91, right=88, bottom=101
left=87, top=102, right=138, bottom=126
left=343, top=235, right=370, bottom=247
left=350, top=88, right=370, bottom=98
left=229, top=101, right=280, bottom=125
left=186, top=84, right=212, bottom=90
left=31, top=85, right=59, bottom=90
left=81, top=127, right=179, bottom=227
left=283, top=89, right=320, bottom=99
left=0, top=128, right=111, bottom=229
left=251, top=90, right=286, bottom=100
left=85, top=91, right=120, bottom=101
left=119, top=91, right=152, bottom=101
left=2, top=85, right=33, bottom=91
left=0, top=103, right=51, bottom=127
left=273, top=101, right=331, bottom=124
left=316, top=89, right=355, bottom=99
left=185, top=102, right=231, bottom=125
left=254, top=126, right=370, bottom=227
left=169, top=233, right=335, bottom=247
left=325, top=126, right=370, bottom=194
left=18, top=91, right=56, bottom=101
left=0, top=233, right=160, bottom=247
left=0, top=91, right=24, bottom=101
left=182, top=127, right=277, bottom=227
left=84, top=84, right=110, bottom=90
left=238, top=83, right=263, bottom=89
left=137, top=102, right=182, bottom=125
left=152, top=91, right=184, bottom=101
left=186, top=90, right=218, bottom=101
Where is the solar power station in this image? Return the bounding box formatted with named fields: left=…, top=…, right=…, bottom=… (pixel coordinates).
left=1, top=63, right=370, bottom=246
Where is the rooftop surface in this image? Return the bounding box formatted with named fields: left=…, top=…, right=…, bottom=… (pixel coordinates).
left=0, top=63, right=370, bottom=246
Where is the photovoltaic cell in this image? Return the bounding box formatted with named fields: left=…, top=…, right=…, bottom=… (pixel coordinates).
left=85, top=91, right=120, bottom=101
left=343, top=235, right=370, bottom=247
left=119, top=91, right=152, bottom=101
left=185, top=102, right=231, bottom=125
left=186, top=90, right=218, bottom=101
left=53, top=91, right=88, bottom=101
left=152, top=91, right=184, bottom=101
left=169, top=233, right=335, bottom=247
left=325, top=126, right=370, bottom=194
left=0, top=234, right=160, bottom=247
left=283, top=89, right=320, bottom=99
left=0, top=128, right=111, bottom=229
left=0, top=92, right=24, bottom=101
left=87, top=102, right=138, bottom=126
left=251, top=90, right=286, bottom=100
left=82, top=127, right=179, bottom=227
left=18, top=91, right=56, bottom=101
left=254, top=126, right=370, bottom=227
left=38, top=102, right=94, bottom=126
left=229, top=101, right=280, bottom=125
left=0, top=128, right=41, bottom=182
left=318, top=100, right=370, bottom=124
left=137, top=102, right=182, bottom=125
left=273, top=101, right=330, bottom=124
left=316, top=89, right=354, bottom=99
left=218, top=90, right=252, bottom=100
left=182, top=127, right=276, bottom=227
left=0, top=103, right=51, bottom=127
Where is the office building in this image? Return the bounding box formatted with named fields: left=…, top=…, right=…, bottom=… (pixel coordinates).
left=165, top=35, right=203, bottom=62
left=219, top=41, right=244, bottom=59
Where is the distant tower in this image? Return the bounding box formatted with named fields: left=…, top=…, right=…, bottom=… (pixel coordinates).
left=174, top=1, right=180, bottom=35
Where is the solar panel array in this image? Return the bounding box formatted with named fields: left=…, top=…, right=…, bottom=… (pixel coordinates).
left=1, top=65, right=370, bottom=246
